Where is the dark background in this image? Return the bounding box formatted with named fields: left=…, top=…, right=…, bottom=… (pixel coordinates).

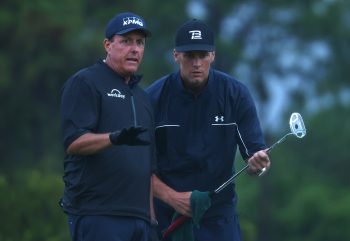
left=1, top=0, right=349, bottom=240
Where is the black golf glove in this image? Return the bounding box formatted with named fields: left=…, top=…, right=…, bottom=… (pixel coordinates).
left=109, top=126, right=150, bottom=146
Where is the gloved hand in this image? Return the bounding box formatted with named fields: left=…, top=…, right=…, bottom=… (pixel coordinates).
left=109, top=126, right=150, bottom=146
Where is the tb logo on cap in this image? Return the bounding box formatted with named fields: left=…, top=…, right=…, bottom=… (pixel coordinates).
left=189, top=30, right=202, bottom=39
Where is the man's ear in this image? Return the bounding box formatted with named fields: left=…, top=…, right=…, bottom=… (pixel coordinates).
left=103, top=38, right=111, bottom=53
left=173, top=49, right=180, bottom=63
left=210, top=51, right=216, bottom=63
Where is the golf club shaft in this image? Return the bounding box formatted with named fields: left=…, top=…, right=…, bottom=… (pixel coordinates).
left=266, top=132, right=293, bottom=152
left=214, top=164, right=249, bottom=193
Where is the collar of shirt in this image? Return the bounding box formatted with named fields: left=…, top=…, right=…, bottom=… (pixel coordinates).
left=98, top=59, right=142, bottom=88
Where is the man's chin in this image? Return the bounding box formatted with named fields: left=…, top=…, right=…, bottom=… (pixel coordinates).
left=189, top=78, right=205, bottom=85
left=125, top=66, right=139, bottom=74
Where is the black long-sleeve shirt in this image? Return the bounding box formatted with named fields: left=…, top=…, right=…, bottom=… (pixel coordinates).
left=60, top=60, right=156, bottom=222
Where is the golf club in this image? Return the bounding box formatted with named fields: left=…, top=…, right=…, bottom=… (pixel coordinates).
left=215, top=112, right=306, bottom=195
left=161, top=112, right=306, bottom=240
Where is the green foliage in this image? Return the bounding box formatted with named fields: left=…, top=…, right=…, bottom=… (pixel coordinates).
left=239, top=218, right=257, bottom=241
left=1, top=0, right=350, bottom=240
left=0, top=170, right=68, bottom=241
left=237, top=108, right=350, bottom=241
left=0, top=0, right=85, bottom=171
left=274, top=183, right=350, bottom=241
left=300, top=106, right=350, bottom=185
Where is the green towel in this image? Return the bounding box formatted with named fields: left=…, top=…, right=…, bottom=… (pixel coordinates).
left=170, top=190, right=211, bottom=241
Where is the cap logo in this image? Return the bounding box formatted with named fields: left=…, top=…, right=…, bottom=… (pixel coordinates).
left=123, top=17, right=144, bottom=27
left=189, top=30, right=202, bottom=40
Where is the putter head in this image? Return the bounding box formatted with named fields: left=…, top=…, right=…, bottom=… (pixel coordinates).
left=289, top=112, right=306, bottom=138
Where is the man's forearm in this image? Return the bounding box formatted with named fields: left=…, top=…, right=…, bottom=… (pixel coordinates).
left=67, top=133, right=112, bottom=155
left=152, top=174, right=176, bottom=204
left=152, top=174, right=192, bottom=216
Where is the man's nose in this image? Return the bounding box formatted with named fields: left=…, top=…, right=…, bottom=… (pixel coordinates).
left=131, top=44, right=139, bottom=52
left=130, top=41, right=143, bottom=52
left=192, top=56, right=201, bottom=66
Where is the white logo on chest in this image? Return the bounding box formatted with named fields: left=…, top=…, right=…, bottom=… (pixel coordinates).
left=107, top=89, right=125, bottom=99
left=215, top=116, right=224, bottom=122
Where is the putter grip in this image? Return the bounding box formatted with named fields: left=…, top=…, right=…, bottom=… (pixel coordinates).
left=162, top=191, right=215, bottom=239
left=162, top=215, right=190, bottom=239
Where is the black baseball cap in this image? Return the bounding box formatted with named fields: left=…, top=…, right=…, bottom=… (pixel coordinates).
left=175, top=19, right=215, bottom=52
left=105, top=12, right=151, bottom=39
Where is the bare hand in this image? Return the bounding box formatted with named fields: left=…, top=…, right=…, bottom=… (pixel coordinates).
left=152, top=175, right=192, bottom=217
left=168, top=191, right=192, bottom=217
left=247, top=149, right=271, bottom=175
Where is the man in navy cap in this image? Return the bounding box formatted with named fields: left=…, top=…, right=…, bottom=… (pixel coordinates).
left=60, top=12, right=157, bottom=241
left=147, top=19, right=270, bottom=241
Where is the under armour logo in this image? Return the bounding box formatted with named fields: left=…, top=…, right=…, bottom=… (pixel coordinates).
left=189, top=30, right=202, bottom=39
left=215, top=116, right=224, bottom=122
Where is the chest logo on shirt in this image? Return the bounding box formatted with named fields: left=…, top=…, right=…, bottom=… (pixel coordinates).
left=107, top=89, right=125, bottom=99
left=215, top=115, right=224, bottom=122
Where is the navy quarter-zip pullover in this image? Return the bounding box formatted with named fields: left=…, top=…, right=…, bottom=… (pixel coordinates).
left=146, top=68, right=266, bottom=218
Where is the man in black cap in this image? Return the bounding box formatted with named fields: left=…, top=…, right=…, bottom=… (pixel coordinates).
left=60, top=12, right=157, bottom=241
left=146, top=19, right=270, bottom=241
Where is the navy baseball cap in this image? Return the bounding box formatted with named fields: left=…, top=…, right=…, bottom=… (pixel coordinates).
left=175, top=19, right=215, bottom=52
left=105, top=12, right=151, bottom=39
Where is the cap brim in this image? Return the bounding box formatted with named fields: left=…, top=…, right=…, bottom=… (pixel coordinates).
left=116, top=27, right=152, bottom=37
left=175, top=44, right=215, bottom=52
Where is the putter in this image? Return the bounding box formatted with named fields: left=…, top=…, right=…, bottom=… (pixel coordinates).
left=161, top=112, right=307, bottom=240
left=215, top=112, right=306, bottom=195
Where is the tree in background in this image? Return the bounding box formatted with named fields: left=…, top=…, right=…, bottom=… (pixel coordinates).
left=0, top=0, right=349, bottom=240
